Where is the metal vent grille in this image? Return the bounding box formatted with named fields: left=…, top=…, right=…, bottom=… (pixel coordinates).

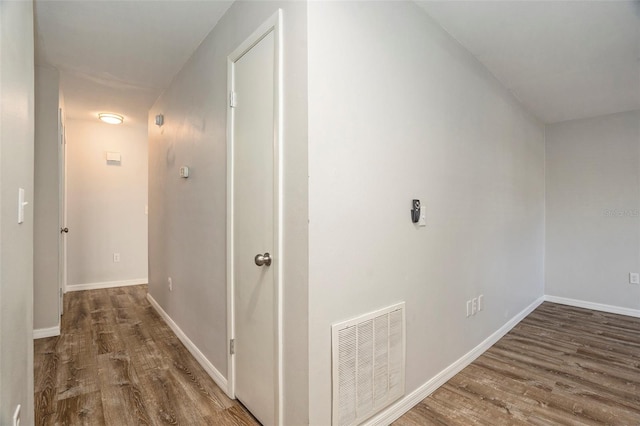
left=332, top=303, right=405, bottom=426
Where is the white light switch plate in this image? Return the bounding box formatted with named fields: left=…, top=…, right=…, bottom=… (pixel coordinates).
left=18, top=188, right=27, bottom=224
left=630, top=273, right=639, bottom=285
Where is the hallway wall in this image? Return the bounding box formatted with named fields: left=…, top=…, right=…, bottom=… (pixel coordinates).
left=0, top=1, right=35, bottom=424
left=148, top=2, right=309, bottom=424
left=307, top=2, right=545, bottom=423
left=65, top=119, right=148, bottom=289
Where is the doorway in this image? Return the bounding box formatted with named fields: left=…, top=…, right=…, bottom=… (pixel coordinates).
left=226, top=10, right=283, bottom=426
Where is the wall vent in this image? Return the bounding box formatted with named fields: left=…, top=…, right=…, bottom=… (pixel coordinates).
left=332, top=302, right=405, bottom=426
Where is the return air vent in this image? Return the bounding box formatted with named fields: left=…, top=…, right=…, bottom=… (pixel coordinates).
left=332, top=302, right=405, bottom=426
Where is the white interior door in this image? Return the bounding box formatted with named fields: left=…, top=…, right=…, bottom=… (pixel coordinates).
left=58, top=108, right=67, bottom=316
left=231, top=27, right=278, bottom=425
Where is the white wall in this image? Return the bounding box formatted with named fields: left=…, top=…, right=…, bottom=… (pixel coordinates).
left=148, top=2, right=308, bottom=424
left=66, top=119, right=148, bottom=287
left=34, top=65, right=62, bottom=330
left=0, top=1, right=35, bottom=424
left=307, top=2, right=545, bottom=423
left=546, top=110, right=640, bottom=309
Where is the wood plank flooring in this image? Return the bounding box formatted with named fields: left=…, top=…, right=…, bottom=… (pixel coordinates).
left=34, top=285, right=259, bottom=426
left=394, top=302, right=640, bottom=426
left=37, top=290, right=640, bottom=425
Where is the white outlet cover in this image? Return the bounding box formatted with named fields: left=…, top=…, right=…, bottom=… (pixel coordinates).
left=630, top=273, right=640, bottom=285
left=472, top=298, right=478, bottom=315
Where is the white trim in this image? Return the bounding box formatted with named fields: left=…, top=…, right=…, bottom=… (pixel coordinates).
left=58, top=108, right=66, bottom=315
left=275, top=11, right=284, bottom=424
left=146, top=293, right=229, bottom=395
left=65, top=278, right=148, bottom=292
left=226, top=30, right=236, bottom=401
left=226, top=10, right=283, bottom=426
left=544, top=295, right=640, bottom=318
left=361, top=296, right=545, bottom=426
left=33, top=325, right=60, bottom=339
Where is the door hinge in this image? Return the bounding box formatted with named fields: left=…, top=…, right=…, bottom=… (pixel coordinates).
left=230, top=339, right=235, bottom=355
left=229, top=91, right=237, bottom=108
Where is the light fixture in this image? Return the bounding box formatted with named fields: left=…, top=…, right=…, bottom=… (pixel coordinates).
left=98, top=113, right=123, bottom=125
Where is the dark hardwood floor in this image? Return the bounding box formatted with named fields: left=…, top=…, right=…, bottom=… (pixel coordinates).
left=36, top=289, right=640, bottom=425
left=34, top=285, right=258, bottom=425
left=394, top=302, right=640, bottom=425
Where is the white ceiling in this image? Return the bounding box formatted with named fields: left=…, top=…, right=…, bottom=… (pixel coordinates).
left=34, top=0, right=233, bottom=124
left=35, top=1, right=639, bottom=126
left=417, top=0, right=640, bottom=123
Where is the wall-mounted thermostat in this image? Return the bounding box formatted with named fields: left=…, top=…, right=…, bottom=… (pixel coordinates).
left=180, top=166, right=190, bottom=178
left=106, top=152, right=121, bottom=163
left=411, top=198, right=427, bottom=227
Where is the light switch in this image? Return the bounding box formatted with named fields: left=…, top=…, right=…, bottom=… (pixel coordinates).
left=630, top=273, right=639, bottom=285
left=18, top=188, right=28, bottom=224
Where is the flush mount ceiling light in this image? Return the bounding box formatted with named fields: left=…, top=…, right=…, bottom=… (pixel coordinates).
left=98, top=113, right=123, bottom=124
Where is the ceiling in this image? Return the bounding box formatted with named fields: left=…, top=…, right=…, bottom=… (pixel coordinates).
left=34, top=0, right=233, bottom=125
left=35, top=1, right=639, bottom=126
left=417, top=0, right=640, bottom=124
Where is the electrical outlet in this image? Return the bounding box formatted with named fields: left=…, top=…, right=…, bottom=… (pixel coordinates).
left=466, top=300, right=471, bottom=317
left=113, top=253, right=120, bottom=263
left=630, top=273, right=639, bottom=285
left=478, top=294, right=484, bottom=311
left=472, top=298, right=478, bottom=315
left=13, top=404, right=20, bottom=426
left=168, top=277, right=173, bottom=292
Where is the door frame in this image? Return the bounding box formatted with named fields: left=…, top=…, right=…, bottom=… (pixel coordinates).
left=58, top=107, right=67, bottom=316
left=226, top=9, right=283, bottom=425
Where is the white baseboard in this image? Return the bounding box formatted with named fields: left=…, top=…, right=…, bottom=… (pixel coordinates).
left=33, top=325, right=60, bottom=339
left=362, top=296, right=545, bottom=426
left=544, top=295, right=640, bottom=318
left=146, top=293, right=229, bottom=396
left=66, top=278, right=148, bottom=292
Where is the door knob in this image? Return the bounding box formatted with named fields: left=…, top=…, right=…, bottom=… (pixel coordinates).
left=60, top=227, right=69, bottom=234
left=254, top=252, right=272, bottom=267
